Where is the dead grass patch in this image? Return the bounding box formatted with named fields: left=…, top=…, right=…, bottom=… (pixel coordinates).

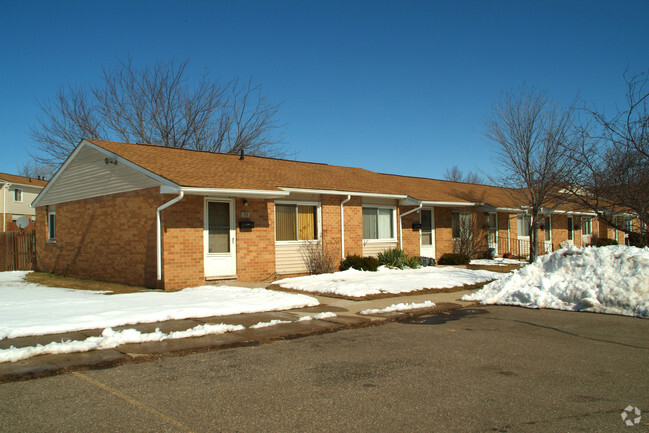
left=24, top=272, right=155, bottom=294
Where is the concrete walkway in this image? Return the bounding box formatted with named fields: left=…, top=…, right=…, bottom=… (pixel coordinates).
left=0, top=289, right=476, bottom=382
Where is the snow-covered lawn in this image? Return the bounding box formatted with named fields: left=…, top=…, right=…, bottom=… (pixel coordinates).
left=463, top=246, right=649, bottom=318
left=276, top=266, right=503, bottom=298
left=0, top=271, right=319, bottom=340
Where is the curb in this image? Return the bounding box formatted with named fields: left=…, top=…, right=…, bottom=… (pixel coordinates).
left=0, top=303, right=466, bottom=383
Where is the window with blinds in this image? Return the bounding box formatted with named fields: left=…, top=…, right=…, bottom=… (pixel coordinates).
left=362, top=207, right=395, bottom=240
left=275, top=204, right=318, bottom=241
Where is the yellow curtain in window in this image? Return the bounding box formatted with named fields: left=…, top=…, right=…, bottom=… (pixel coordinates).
left=298, top=206, right=316, bottom=240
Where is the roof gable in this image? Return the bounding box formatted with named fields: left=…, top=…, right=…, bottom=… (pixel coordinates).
left=33, top=141, right=167, bottom=207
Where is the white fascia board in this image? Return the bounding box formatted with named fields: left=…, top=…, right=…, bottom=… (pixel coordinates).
left=279, top=187, right=408, bottom=200
left=495, top=207, right=525, bottom=213
left=32, top=139, right=179, bottom=208
left=163, top=185, right=290, bottom=198
left=420, top=200, right=477, bottom=207
left=2, top=181, right=45, bottom=190
left=550, top=209, right=599, bottom=217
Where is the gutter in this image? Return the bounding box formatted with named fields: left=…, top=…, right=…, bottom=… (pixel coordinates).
left=157, top=189, right=185, bottom=282
left=399, top=201, right=423, bottom=249
left=2, top=182, right=10, bottom=232
left=340, top=195, right=351, bottom=259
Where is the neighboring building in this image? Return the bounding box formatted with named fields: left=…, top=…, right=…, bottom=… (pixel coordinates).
left=33, top=139, right=600, bottom=290
left=0, top=172, right=48, bottom=232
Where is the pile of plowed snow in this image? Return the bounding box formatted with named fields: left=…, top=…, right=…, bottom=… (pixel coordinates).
left=463, top=246, right=649, bottom=318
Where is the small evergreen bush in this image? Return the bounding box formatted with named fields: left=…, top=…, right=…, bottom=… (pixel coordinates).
left=377, top=248, right=421, bottom=269
left=340, top=255, right=379, bottom=272
left=438, top=252, right=471, bottom=265
left=589, top=237, right=618, bottom=247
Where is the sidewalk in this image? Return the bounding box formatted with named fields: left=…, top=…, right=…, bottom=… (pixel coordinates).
left=0, top=289, right=476, bottom=382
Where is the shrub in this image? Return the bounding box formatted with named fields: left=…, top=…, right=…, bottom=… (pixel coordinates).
left=589, top=236, right=618, bottom=247
left=377, top=248, right=420, bottom=269
left=300, top=241, right=337, bottom=275
left=340, top=255, right=379, bottom=272
left=438, top=252, right=471, bottom=265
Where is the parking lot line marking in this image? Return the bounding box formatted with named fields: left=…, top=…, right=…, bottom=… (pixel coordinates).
left=72, top=371, right=196, bottom=433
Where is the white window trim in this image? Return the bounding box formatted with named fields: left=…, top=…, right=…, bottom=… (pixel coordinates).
left=362, top=205, right=397, bottom=242
left=47, top=210, right=56, bottom=242
left=274, top=201, right=322, bottom=244
left=452, top=211, right=474, bottom=240
left=516, top=214, right=531, bottom=239
left=13, top=188, right=23, bottom=203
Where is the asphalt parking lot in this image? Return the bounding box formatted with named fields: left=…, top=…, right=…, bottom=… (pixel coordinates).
left=2, top=305, right=648, bottom=432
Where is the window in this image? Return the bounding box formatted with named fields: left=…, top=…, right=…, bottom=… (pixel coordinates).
left=14, top=188, right=22, bottom=202
left=47, top=210, right=56, bottom=241
left=517, top=215, right=530, bottom=237
left=581, top=217, right=593, bottom=236
left=420, top=209, right=433, bottom=245
left=362, top=207, right=395, bottom=240
left=567, top=216, right=573, bottom=241
left=487, top=212, right=497, bottom=247
left=544, top=216, right=551, bottom=242
left=275, top=204, right=318, bottom=241
left=207, top=201, right=230, bottom=253
left=452, top=212, right=472, bottom=239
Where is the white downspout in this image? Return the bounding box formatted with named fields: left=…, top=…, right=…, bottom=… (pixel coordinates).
left=157, top=189, right=185, bottom=282
left=340, top=195, right=351, bottom=259
left=399, top=202, right=423, bottom=249
left=2, top=183, right=10, bottom=232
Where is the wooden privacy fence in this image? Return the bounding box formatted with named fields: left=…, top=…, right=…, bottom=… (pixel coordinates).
left=0, top=230, right=36, bottom=271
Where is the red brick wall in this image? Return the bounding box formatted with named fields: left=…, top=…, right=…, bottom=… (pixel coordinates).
left=35, top=188, right=161, bottom=288
left=160, top=194, right=205, bottom=290
left=435, top=207, right=452, bottom=260
left=236, top=198, right=276, bottom=281
left=342, top=196, right=363, bottom=257
left=399, top=206, right=420, bottom=257
left=321, top=195, right=342, bottom=262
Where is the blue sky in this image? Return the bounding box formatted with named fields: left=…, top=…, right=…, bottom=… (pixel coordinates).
left=1, top=1, right=647, bottom=180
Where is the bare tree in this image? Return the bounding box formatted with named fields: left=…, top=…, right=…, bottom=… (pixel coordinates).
left=565, top=70, right=649, bottom=246
left=443, top=165, right=485, bottom=184
left=485, top=86, right=576, bottom=262
left=31, top=58, right=284, bottom=166
left=18, top=161, right=56, bottom=180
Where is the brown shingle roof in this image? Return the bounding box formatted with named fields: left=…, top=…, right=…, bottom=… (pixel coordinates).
left=84, top=139, right=549, bottom=209
left=0, top=172, right=48, bottom=187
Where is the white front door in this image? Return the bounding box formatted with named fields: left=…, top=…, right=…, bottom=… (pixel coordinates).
left=204, top=199, right=236, bottom=277
left=420, top=208, right=435, bottom=258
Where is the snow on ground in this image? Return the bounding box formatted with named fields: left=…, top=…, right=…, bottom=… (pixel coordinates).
left=0, top=271, right=319, bottom=339
left=463, top=246, right=649, bottom=318
left=469, top=258, right=526, bottom=266
left=360, top=301, right=436, bottom=315
left=0, top=323, right=245, bottom=363
left=275, top=266, right=502, bottom=298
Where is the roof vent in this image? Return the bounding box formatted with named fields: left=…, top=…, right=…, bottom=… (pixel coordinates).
left=240, top=149, right=244, bottom=160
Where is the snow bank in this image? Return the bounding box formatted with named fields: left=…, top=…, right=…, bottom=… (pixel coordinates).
left=276, top=266, right=502, bottom=298
left=360, top=300, right=436, bottom=315
left=463, top=246, right=649, bottom=318
left=0, top=271, right=319, bottom=339
left=0, top=323, right=244, bottom=363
